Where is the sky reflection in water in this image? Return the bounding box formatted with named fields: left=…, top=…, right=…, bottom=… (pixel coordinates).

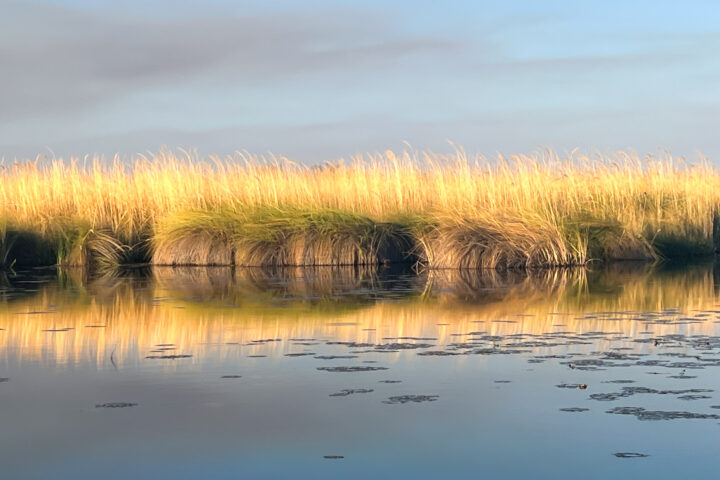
left=1, top=264, right=719, bottom=479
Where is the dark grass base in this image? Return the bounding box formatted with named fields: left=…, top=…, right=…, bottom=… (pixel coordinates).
left=3, top=212, right=720, bottom=270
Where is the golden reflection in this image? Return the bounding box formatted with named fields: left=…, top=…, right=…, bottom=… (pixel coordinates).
left=1, top=264, right=719, bottom=367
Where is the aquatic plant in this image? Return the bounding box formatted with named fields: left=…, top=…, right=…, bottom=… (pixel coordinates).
left=0, top=148, right=718, bottom=268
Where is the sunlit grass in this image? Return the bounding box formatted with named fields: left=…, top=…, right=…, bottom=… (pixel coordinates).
left=1, top=148, right=718, bottom=268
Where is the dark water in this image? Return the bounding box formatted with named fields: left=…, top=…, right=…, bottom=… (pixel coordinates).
left=1, top=264, right=720, bottom=479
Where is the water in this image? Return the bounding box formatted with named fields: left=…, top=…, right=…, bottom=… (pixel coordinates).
left=1, top=264, right=720, bottom=479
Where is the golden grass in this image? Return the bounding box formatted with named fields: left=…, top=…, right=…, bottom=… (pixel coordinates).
left=1, top=148, right=718, bottom=268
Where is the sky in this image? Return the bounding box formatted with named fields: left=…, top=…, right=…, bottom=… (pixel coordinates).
left=1, top=0, right=718, bottom=163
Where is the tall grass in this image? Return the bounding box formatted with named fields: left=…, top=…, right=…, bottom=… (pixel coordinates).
left=1, top=148, right=718, bottom=269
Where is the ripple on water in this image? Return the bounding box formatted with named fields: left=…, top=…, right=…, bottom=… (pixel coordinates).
left=606, top=407, right=720, bottom=421
left=317, top=366, right=388, bottom=373
left=382, top=395, right=439, bottom=405
left=329, top=389, right=374, bottom=397
left=614, top=452, right=649, bottom=458
left=95, top=402, right=138, bottom=409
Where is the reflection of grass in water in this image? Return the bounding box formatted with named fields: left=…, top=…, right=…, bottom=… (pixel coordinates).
left=565, top=262, right=719, bottom=313
left=423, top=263, right=720, bottom=321
left=0, top=263, right=718, bottom=366
left=150, top=265, right=424, bottom=316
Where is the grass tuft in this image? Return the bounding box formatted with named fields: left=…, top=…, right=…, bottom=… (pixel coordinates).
left=152, top=207, right=413, bottom=266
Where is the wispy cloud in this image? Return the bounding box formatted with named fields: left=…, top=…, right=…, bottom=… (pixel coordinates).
left=0, top=1, right=453, bottom=120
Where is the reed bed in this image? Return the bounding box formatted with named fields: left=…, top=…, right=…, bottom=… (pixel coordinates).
left=1, top=148, right=718, bottom=269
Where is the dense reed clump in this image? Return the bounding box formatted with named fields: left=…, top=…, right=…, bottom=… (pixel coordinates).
left=1, top=148, right=718, bottom=270
left=152, top=207, right=413, bottom=266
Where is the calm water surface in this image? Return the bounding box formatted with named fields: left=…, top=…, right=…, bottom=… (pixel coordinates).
left=1, top=264, right=720, bottom=479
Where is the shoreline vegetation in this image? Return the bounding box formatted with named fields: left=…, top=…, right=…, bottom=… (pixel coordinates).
left=1, top=148, right=719, bottom=271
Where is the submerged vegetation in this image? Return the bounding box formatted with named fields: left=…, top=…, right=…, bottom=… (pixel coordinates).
left=1, top=148, right=718, bottom=270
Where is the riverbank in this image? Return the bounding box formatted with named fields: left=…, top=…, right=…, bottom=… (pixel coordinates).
left=1, top=149, right=718, bottom=270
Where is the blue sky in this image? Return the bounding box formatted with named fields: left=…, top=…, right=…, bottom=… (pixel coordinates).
left=1, top=0, right=718, bottom=162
